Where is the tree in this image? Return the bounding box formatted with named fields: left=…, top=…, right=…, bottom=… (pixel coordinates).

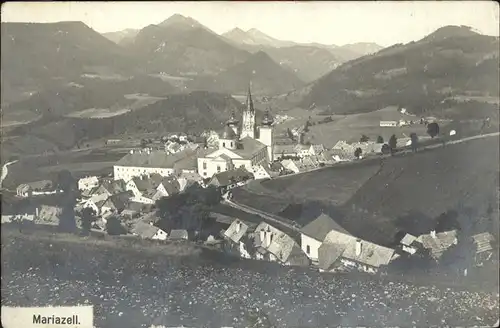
left=156, top=184, right=221, bottom=232
left=410, top=133, right=419, bottom=152
left=427, top=122, right=440, bottom=138
left=360, top=135, right=369, bottom=143
left=388, top=134, right=397, bottom=154
left=106, top=216, right=128, bottom=235
left=381, top=143, right=391, bottom=155
left=56, top=169, right=77, bottom=193
left=354, top=147, right=362, bottom=159
left=376, top=136, right=384, bottom=143
left=80, top=207, right=97, bottom=234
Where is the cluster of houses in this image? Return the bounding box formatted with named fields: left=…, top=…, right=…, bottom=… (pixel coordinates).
left=219, top=212, right=497, bottom=274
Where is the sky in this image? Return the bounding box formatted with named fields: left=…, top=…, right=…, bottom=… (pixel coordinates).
left=1, top=1, right=499, bottom=47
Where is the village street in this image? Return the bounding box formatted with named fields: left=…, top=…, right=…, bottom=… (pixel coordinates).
left=2, top=233, right=499, bottom=328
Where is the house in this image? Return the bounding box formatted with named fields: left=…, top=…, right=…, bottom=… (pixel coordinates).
left=250, top=164, right=275, bottom=180
left=399, top=233, right=419, bottom=255
left=222, top=219, right=256, bottom=259
left=114, top=147, right=211, bottom=182
left=281, top=158, right=318, bottom=174
left=380, top=121, right=398, bottom=127
left=274, top=144, right=299, bottom=160
left=36, top=205, right=63, bottom=226
left=16, top=180, right=55, bottom=198
left=100, top=191, right=134, bottom=216
left=300, top=213, right=350, bottom=263
left=1, top=205, right=38, bottom=224
left=253, top=222, right=309, bottom=267
left=169, top=229, right=189, bottom=241
left=308, top=144, right=325, bottom=156
left=177, top=172, right=203, bottom=192
left=78, top=176, right=99, bottom=191
left=294, top=144, right=310, bottom=158
left=415, top=230, right=458, bottom=261
left=471, top=232, right=495, bottom=266
left=121, top=201, right=152, bottom=218
left=208, top=168, right=253, bottom=192
left=132, top=221, right=168, bottom=241
left=318, top=230, right=396, bottom=274
left=82, top=179, right=127, bottom=199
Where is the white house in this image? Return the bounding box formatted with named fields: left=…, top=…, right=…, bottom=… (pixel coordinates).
left=222, top=219, right=255, bottom=259
left=380, top=121, right=398, bottom=127
left=114, top=148, right=208, bottom=182
left=250, top=164, right=273, bottom=180
left=78, top=176, right=99, bottom=191
left=300, top=213, right=350, bottom=263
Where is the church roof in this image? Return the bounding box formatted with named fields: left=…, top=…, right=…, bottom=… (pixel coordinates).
left=245, top=85, right=255, bottom=113
left=233, top=137, right=266, bottom=158
left=221, top=125, right=237, bottom=140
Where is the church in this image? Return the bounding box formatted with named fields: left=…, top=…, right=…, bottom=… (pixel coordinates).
left=197, top=86, right=274, bottom=178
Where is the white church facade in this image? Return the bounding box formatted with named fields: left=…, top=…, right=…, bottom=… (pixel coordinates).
left=197, top=87, right=275, bottom=178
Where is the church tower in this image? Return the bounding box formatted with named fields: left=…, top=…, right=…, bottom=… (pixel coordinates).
left=258, top=108, right=274, bottom=162
left=240, top=85, right=256, bottom=139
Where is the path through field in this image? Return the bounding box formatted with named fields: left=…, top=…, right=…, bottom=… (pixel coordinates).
left=0, top=160, right=18, bottom=188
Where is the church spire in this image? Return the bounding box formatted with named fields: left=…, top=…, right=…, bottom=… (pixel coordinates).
left=246, top=83, right=255, bottom=113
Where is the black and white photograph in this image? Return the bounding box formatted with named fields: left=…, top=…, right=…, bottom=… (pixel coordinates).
left=1, top=1, right=499, bottom=327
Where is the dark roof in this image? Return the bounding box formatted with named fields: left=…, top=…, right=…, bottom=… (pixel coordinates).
left=232, top=137, right=266, bottom=158
left=300, top=213, right=349, bottom=242
left=103, top=191, right=134, bottom=211
left=102, top=179, right=126, bottom=194
left=161, top=178, right=181, bottom=195
left=210, top=168, right=252, bottom=187
left=221, top=125, right=237, bottom=140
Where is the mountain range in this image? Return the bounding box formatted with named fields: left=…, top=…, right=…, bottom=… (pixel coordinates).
left=2, top=15, right=499, bottom=159
left=283, top=25, right=499, bottom=119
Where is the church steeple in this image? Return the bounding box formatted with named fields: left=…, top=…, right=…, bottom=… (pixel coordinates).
left=246, top=84, right=255, bottom=113
left=240, top=83, right=256, bottom=139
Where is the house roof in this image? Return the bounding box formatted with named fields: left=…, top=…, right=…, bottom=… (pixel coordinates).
left=103, top=191, right=134, bottom=211
left=310, top=144, right=325, bottom=153
left=117, top=148, right=212, bottom=169
left=25, top=180, right=53, bottom=190
left=102, top=179, right=126, bottom=194
left=132, top=177, right=159, bottom=192
left=161, top=178, right=181, bottom=195
left=179, top=171, right=202, bottom=182
left=132, top=221, right=162, bottom=239
left=169, top=229, right=188, bottom=240
left=416, top=230, right=458, bottom=260
left=300, top=213, right=349, bottom=242
left=318, top=243, right=347, bottom=270
left=254, top=222, right=299, bottom=263
left=210, top=168, right=252, bottom=187
left=400, top=233, right=417, bottom=246
left=341, top=239, right=396, bottom=268
left=232, top=137, right=267, bottom=159
left=224, top=219, right=250, bottom=244
left=471, top=232, right=495, bottom=254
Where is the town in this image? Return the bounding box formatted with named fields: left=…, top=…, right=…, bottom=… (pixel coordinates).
left=2, top=86, right=497, bottom=282
left=1, top=3, right=499, bottom=328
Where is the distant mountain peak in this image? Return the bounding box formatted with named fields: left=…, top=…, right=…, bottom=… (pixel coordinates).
left=159, top=13, right=203, bottom=28
left=424, top=25, right=480, bottom=41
